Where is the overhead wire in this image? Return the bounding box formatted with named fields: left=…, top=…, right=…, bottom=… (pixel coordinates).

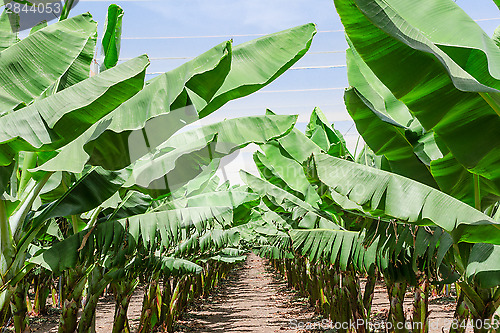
left=109, top=18, right=500, bottom=39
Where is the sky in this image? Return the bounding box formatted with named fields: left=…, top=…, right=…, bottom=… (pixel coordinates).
left=49, top=0, right=500, bottom=184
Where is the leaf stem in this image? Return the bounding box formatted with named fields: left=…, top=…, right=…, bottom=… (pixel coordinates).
left=18, top=152, right=36, bottom=195
left=473, top=173, right=481, bottom=211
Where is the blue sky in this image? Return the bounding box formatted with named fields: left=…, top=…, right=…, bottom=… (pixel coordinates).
left=68, top=0, right=500, bottom=183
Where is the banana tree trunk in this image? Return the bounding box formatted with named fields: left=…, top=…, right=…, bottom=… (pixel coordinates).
left=161, top=276, right=173, bottom=333
left=344, top=269, right=368, bottom=333
left=449, top=288, right=469, bottom=333
left=363, top=272, right=376, bottom=323
left=33, top=272, right=51, bottom=316
left=387, top=280, right=409, bottom=333
left=78, top=266, right=112, bottom=333
left=412, top=277, right=429, bottom=333
left=136, top=276, right=160, bottom=333
left=58, top=266, right=87, bottom=333
left=10, top=282, right=29, bottom=333
left=111, top=278, right=138, bottom=333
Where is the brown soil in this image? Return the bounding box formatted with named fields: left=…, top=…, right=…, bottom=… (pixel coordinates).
left=25, top=253, right=463, bottom=333
left=29, top=287, right=145, bottom=332
left=175, top=252, right=322, bottom=332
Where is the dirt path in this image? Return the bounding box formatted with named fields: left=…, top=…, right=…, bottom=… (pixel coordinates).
left=29, top=253, right=463, bottom=333
left=176, top=253, right=321, bottom=332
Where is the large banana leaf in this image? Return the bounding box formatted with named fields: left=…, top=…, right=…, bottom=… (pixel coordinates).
left=36, top=23, right=316, bottom=172
left=335, top=0, right=500, bottom=205
left=311, top=153, right=500, bottom=245
left=345, top=45, right=438, bottom=188
left=290, top=229, right=377, bottom=272
left=56, top=29, right=97, bottom=91
left=124, top=115, right=297, bottom=192
left=0, top=55, right=148, bottom=166
left=29, top=204, right=240, bottom=274
left=241, top=170, right=340, bottom=229
left=305, top=107, right=352, bottom=160
left=198, top=23, right=316, bottom=117
left=30, top=115, right=295, bottom=233
left=0, top=13, right=97, bottom=112
left=345, top=34, right=500, bottom=207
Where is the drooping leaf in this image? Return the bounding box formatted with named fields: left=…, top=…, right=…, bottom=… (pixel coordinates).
left=335, top=0, right=500, bottom=206
left=291, top=229, right=376, bottom=272
left=311, top=153, right=500, bottom=245
left=124, top=115, right=297, bottom=193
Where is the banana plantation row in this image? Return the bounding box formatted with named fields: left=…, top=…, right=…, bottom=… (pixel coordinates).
left=1, top=0, right=500, bottom=332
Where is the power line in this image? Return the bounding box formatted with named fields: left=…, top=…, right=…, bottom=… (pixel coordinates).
left=108, top=18, right=500, bottom=40
left=290, top=65, right=346, bottom=70
left=119, top=50, right=347, bottom=62
left=257, top=87, right=345, bottom=93
left=145, top=64, right=346, bottom=75
left=474, top=18, right=500, bottom=22
left=116, top=30, right=344, bottom=40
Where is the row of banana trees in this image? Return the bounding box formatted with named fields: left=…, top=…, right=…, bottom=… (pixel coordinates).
left=239, top=0, right=500, bottom=332
left=0, top=2, right=318, bottom=332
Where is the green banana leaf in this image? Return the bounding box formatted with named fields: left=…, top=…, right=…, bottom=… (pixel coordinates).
left=0, top=55, right=148, bottom=166
left=56, top=29, right=97, bottom=92
left=124, top=115, right=297, bottom=193
left=345, top=45, right=438, bottom=188
left=305, top=107, right=352, bottom=160
left=198, top=23, right=316, bottom=117
left=335, top=0, right=500, bottom=207
left=253, top=149, right=321, bottom=207
left=100, top=4, right=123, bottom=71
left=241, top=170, right=340, bottom=229
left=0, top=13, right=97, bottom=112
left=290, top=229, right=377, bottom=272
left=34, top=40, right=231, bottom=172
left=466, top=243, right=500, bottom=288
left=36, top=23, right=316, bottom=172
left=29, top=204, right=235, bottom=274
left=346, top=37, right=500, bottom=207
left=311, top=153, right=500, bottom=245
left=162, top=190, right=259, bottom=211
left=151, top=257, right=202, bottom=276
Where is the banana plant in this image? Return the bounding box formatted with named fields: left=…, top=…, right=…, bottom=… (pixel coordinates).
left=331, top=0, right=500, bottom=330
left=242, top=106, right=481, bottom=332
left=0, top=5, right=317, bottom=331
left=31, top=179, right=258, bottom=332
